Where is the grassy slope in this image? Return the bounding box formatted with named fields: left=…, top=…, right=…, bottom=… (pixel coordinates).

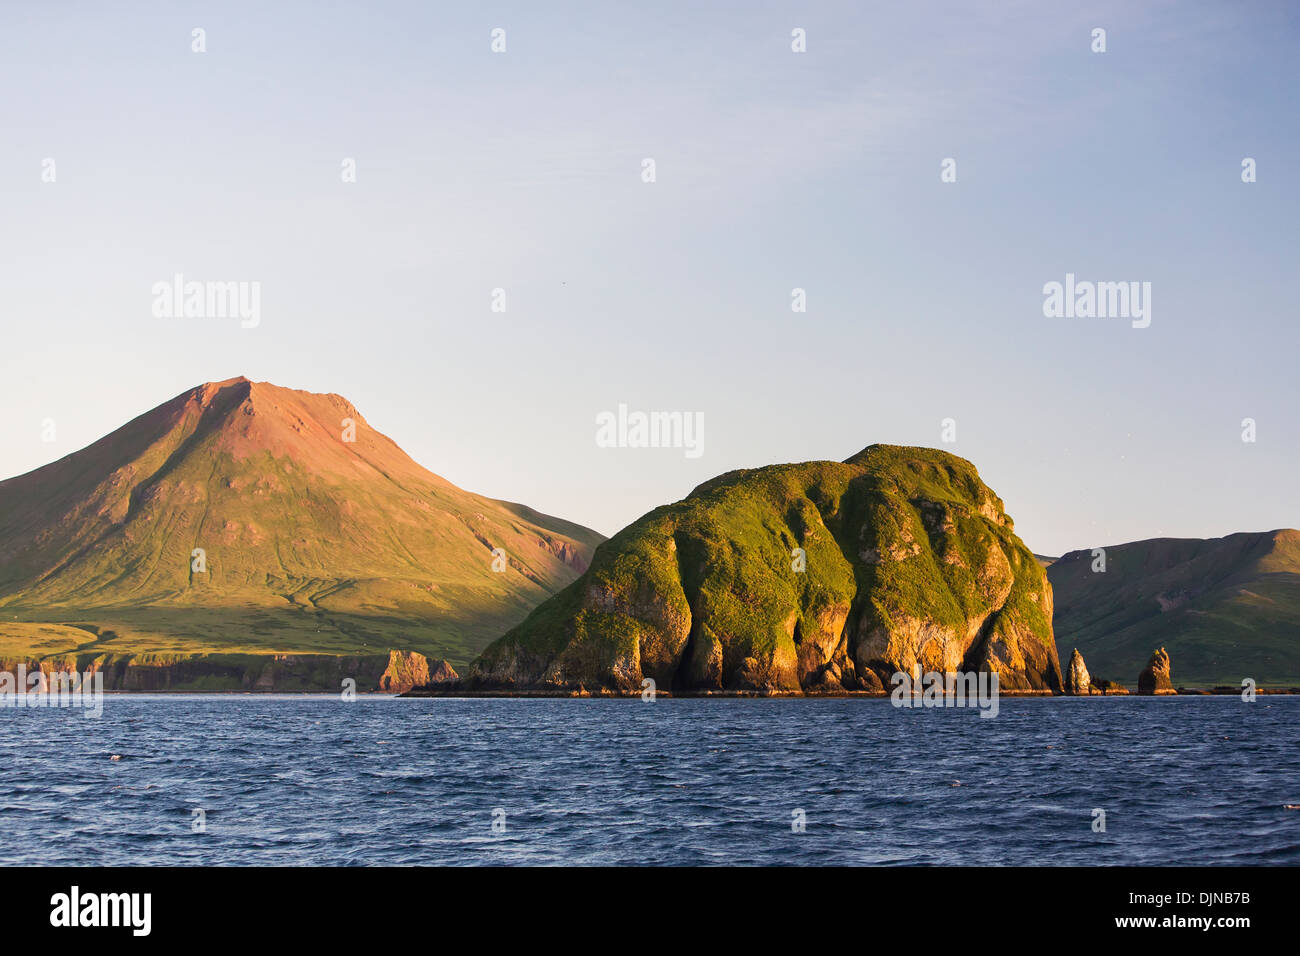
left=0, top=379, right=602, bottom=670
left=1048, top=530, right=1300, bottom=687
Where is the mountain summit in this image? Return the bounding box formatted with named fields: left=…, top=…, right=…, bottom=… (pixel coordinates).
left=0, top=378, right=603, bottom=671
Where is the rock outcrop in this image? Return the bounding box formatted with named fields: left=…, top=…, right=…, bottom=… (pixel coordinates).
left=376, top=651, right=458, bottom=692
left=429, top=658, right=459, bottom=683
left=465, top=445, right=1062, bottom=695
left=376, top=652, right=458, bottom=691
left=399, top=658, right=463, bottom=695
left=1, top=649, right=443, bottom=693
left=1138, top=647, right=1176, bottom=695
left=1063, top=648, right=1092, bottom=695
left=1091, top=679, right=1130, bottom=695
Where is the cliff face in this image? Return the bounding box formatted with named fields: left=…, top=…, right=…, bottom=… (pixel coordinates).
left=0, top=649, right=439, bottom=693
left=376, top=651, right=458, bottom=691
left=468, top=445, right=1062, bottom=695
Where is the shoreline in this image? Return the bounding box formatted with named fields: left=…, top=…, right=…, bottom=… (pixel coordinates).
left=397, top=685, right=1300, bottom=699
left=3, top=687, right=1297, bottom=698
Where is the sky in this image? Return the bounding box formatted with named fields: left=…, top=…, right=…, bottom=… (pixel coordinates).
left=1, top=0, right=1296, bottom=556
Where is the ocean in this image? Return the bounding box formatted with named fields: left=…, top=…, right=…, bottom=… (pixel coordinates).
left=2, top=695, right=1297, bottom=865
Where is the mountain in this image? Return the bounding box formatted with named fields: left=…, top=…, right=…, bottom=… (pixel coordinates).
left=1048, top=530, right=1300, bottom=686
left=463, top=444, right=1061, bottom=695
left=0, top=377, right=602, bottom=685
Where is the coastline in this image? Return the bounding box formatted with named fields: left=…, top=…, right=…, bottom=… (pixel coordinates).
left=398, top=684, right=1300, bottom=699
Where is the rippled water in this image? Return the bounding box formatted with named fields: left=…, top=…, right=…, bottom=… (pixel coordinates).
left=1, top=695, right=1297, bottom=865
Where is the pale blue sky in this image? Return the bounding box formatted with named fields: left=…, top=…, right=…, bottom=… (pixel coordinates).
left=1, top=1, right=1296, bottom=555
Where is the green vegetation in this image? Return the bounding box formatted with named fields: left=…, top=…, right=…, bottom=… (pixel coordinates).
left=1049, top=530, right=1300, bottom=687
left=0, top=378, right=602, bottom=674
left=474, top=444, right=1060, bottom=693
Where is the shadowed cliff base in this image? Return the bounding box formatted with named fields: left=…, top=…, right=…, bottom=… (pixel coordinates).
left=401, top=681, right=1060, bottom=698
left=1, top=648, right=455, bottom=693
left=406, top=644, right=1300, bottom=697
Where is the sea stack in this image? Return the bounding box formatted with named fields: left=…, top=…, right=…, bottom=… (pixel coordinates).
left=375, top=651, right=461, bottom=692
left=427, top=659, right=459, bottom=683
left=1064, top=648, right=1092, bottom=696
left=1138, top=647, right=1176, bottom=695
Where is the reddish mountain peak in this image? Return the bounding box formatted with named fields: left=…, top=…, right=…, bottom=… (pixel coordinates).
left=0, top=378, right=445, bottom=514
left=184, top=376, right=249, bottom=409
left=243, top=379, right=362, bottom=425
left=163, top=378, right=441, bottom=486
left=0, top=380, right=604, bottom=658
left=186, top=377, right=356, bottom=422
left=204, top=374, right=250, bottom=388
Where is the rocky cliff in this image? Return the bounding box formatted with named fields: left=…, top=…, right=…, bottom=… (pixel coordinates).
left=1064, top=648, right=1092, bottom=695
left=465, top=445, right=1062, bottom=695
left=1, top=648, right=441, bottom=693
left=1138, top=647, right=1176, bottom=695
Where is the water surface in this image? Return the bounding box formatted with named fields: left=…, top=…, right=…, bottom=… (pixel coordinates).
left=2, top=696, right=1296, bottom=865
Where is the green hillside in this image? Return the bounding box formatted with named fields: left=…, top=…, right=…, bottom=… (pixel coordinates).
left=1048, top=531, right=1300, bottom=687
left=0, top=378, right=602, bottom=672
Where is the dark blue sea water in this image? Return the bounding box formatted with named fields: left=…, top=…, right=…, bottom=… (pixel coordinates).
left=2, top=696, right=1297, bottom=865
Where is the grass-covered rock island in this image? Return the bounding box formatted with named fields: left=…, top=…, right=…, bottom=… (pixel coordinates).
left=458, top=445, right=1062, bottom=696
